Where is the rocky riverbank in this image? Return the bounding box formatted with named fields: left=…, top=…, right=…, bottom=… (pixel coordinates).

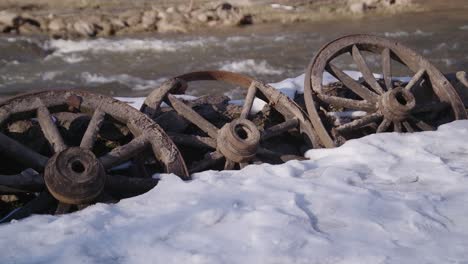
left=0, top=0, right=419, bottom=39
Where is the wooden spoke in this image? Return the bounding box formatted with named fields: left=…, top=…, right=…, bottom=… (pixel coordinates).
left=99, top=135, right=149, bottom=169
left=318, top=94, right=377, bottom=112
left=167, top=94, right=219, bottom=139
left=189, top=151, right=224, bottom=174
left=169, top=133, right=217, bottom=149
left=335, top=113, right=382, bottom=134
left=402, top=121, right=414, bottom=132
left=0, top=132, right=48, bottom=171
left=80, top=107, right=106, bottom=150
left=55, top=203, right=71, bottom=215
left=381, top=48, right=393, bottom=91
left=0, top=169, right=44, bottom=192
left=405, top=69, right=426, bottom=91
left=393, top=121, right=402, bottom=132
left=409, top=116, right=434, bottom=131
left=257, top=147, right=305, bottom=162
left=377, top=119, right=391, bottom=133
left=351, top=45, right=385, bottom=95
left=36, top=100, right=67, bottom=153
left=105, top=174, right=159, bottom=195
left=326, top=63, right=378, bottom=102
left=262, top=118, right=299, bottom=141
left=224, top=159, right=236, bottom=170
left=456, top=71, right=468, bottom=87
left=240, top=82, right=257, bottom=119
left=0, top=192, right=55, bottom=224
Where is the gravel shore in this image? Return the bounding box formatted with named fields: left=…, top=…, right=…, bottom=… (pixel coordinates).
left=0, top=0, right=464, bottom=39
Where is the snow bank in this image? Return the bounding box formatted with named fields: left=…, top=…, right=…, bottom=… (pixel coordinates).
left=1, top=73, right=468, bottom=263
left=1, top=121, right=468, bottom=263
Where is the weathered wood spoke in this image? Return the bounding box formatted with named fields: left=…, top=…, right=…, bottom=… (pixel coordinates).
left=377, top=119, right=391, bottom=133
left=239, top=162, right=249, bottom=169
left=0, top=192, right=55, bottom=224
left=318, top=94, right=377, bottom=112
left=351, top=45, right=385, bottom=95
left=189, top=151, right=224, bottom=174
left=326, top=63, right=378, bottom=102
left=36, top=99, right=67, bottom=153
left=224, top=159, right=236, bottom=170
left=393, top=121, right=402, bottom=132
left=456, top=71, right=468, bottom=87
left=99, top=135, right=149, bottom=169
left=169, top=133, right=217, bottom=149
left=0, top=132, right=48, bottom=171
left=256, top=147, right=304, bottom=162
left=240, top=82, right=257, bottom=119
left=335, top=113, right=382, bottom=134
left=80, top=107, right=106, bottom=150
left=381, top=48, right=393, bottom=91
left=105, top=174, right=158, bottom=195
left=0, top=169, right=44, bottom=192
left=402, top=121, right=414, bottom=132
left=405, top=69, right=426, bottom=91
left=409, top=116, right=435, bottom=131
left=167, top=94, right=219, bottom=139
left=55, top=203, right=71, bottom=215
left=262, top=118, right=299, bottom=141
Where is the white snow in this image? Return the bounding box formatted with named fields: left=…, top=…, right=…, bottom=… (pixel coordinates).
left=1, top=73, right=468, bottom=263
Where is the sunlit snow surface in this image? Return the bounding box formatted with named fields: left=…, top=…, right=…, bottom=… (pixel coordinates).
left=1, top=74, right=468, bottom=264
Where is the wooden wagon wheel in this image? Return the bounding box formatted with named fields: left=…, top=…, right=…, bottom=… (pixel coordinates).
left=141, top=71, right=318, bottom=174
left=0, top=90, right=188, bottom=223
left=304, top=34, right=467, bottom=148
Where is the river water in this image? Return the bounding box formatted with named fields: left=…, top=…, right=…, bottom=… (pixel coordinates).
left=0, top=8, right=467, bottom=99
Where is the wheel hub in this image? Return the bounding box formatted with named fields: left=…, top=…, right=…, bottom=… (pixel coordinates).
left=44, top=147, right=106, bottom=205
left=217, top=119, right=261, bottom=163
left=379, top=87, right=416, bottom=122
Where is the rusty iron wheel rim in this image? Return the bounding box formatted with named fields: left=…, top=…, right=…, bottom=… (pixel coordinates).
left=304, top=34, right=467, bottom=148
left=141, top=70, right=318, bottom=173
left=0, top=90, right=188, bottom=222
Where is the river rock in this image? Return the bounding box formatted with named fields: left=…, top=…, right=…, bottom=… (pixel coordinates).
left=109, top=18, right=127, bottom=31
left=157, top=12, right=188, bottom=33
left=97, top=20, right=114, bottom=36
left=0, top=11, right=20, bottom=27
left=73, top=19, right=97, bottom=37
left=141, top=10, right=158, bottom=30
left=48, top=17, right=66, bottom=32
left=119, top=10, right=142, bottom=27
left=19, top=22, right=42, bottom=35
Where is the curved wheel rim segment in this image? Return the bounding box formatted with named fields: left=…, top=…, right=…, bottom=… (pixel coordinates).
left=141, top=71, right=318, bottom=173
left=304, top=34, right=467, bottom=148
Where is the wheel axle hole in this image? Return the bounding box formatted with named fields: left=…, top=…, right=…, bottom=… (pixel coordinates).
left=235, top=125, right=249, bottom=140
left=395, top=91, right=408, bottom=106
left=71, top=161, right=85, bottom=174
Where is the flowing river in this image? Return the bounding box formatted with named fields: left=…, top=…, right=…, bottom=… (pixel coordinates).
left=0, top=7, right=467, bottom=99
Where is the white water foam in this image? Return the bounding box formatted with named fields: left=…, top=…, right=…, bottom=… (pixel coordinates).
left=45, top=37, right=216, bottom=54
left=219, top=59, right=284, bottom=75
left=383, top=30, right=432, bottom=38
left=81, top=72, right=165, bottom=91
